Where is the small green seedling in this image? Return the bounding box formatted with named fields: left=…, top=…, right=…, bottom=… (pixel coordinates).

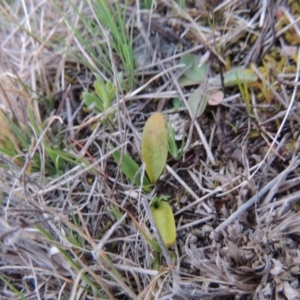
left=112, top=113, right=177, bottom=250
left=150, top=195, right=176, bottom=248
left=167, top=122, right=185, bottom=160
left=176, top=54, right=258, bottom=118
left=178, top=53, right=258, bottom=88
left=83, top=74, right=117, bottom=120
left=178, top=53, right=208, bottom=87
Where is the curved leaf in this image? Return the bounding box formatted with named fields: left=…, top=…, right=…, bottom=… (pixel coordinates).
left=208, top=66, right=258, bottom=87
left=112, top=149, right=151, bottom=191
left=151, top=201, right=176, bottom=248
left=187, top=88, right=208, bottom=118
left=141, top=113, right=168, bottom=184
left=83, top=92, right=104, bottom=112
left=178, top=53, right=208, bottom=86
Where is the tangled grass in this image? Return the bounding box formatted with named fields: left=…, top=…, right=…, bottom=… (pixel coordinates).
left=1, top=0, right=300, bottom=299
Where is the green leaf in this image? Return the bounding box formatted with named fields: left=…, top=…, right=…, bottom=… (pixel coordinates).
left=112, top=149, right=151, bottom=191
left=0, top=275, right=27, bottom=300
left=172, top=97, right=182, bottom=110
left=94, top=78, right=110, bottom=109
left=141, top=113, right=168, bottom=184
left=151, top=201, right=176, bottom=248
left=106, top=82, right=116, bottom=103
left=83, top=92, right=104, bottom=112
left=178, top=54, right=208, bottom=86
left=45, top=144, right=83, bottom=172
left=187, top=88, right=208, bottom=118
left=209, top=66, right=258, bottom=87
left=167, top=122, right=184, bottom=160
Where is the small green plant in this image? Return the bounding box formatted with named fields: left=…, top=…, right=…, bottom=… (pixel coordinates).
left=177, top=53, right=258, bottom=118
left=178, top=53, right=208, bottom=87
left=83, top=74, right=117, bottom=121
left=141, top=114, right=177, bottom=248
left=112, top=113, right=177, bottom=250
left=167, top=121, right=185, bottom=160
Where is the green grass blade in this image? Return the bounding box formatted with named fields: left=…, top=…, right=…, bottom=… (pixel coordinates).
left=0, top=274, right=27, bottom=300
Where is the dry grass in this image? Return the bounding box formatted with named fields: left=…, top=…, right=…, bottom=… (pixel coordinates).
left=1, top=0, right=300, bottom=299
